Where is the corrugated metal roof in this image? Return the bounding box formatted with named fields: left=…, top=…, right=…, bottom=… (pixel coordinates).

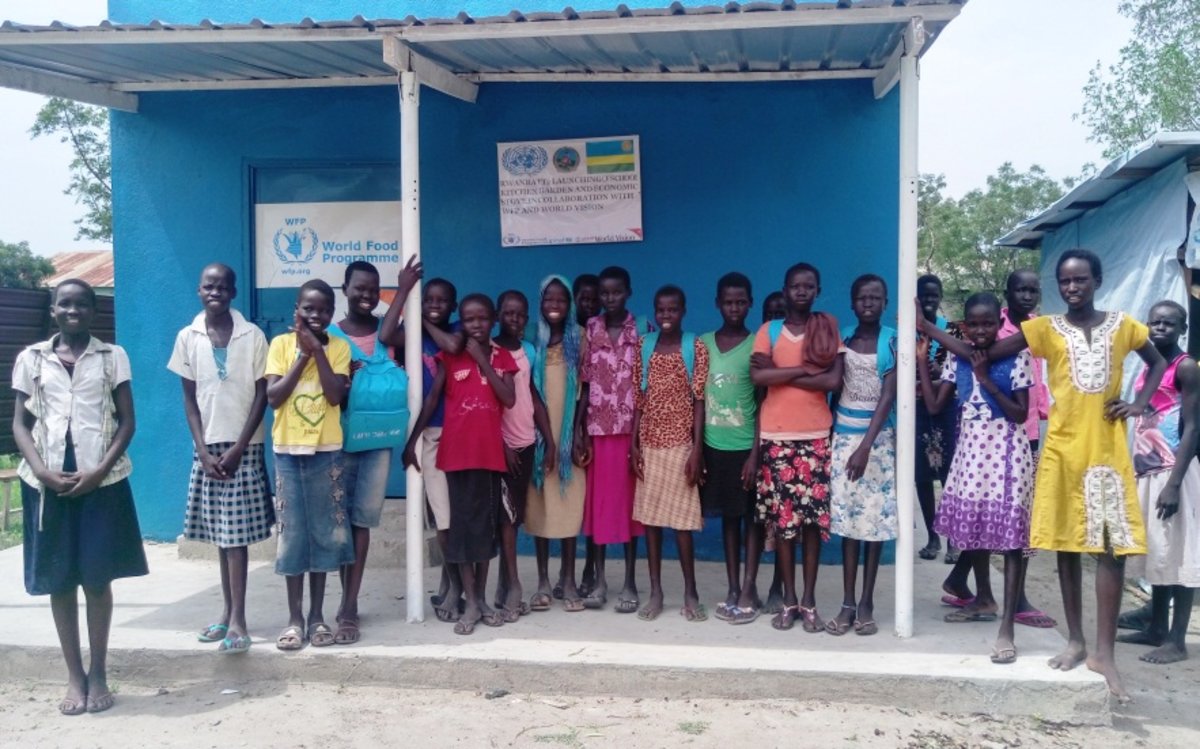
left=46, top=250, right=115, bottom=289
left=996, top=132, right=1200, bottom=249
left=0, top=2, right=966, bottom=110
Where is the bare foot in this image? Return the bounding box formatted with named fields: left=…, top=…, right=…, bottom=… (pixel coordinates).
left=1086, top=654, right=1131, bottom=704
left=941, top=579, right=974, bottom=601
left=763, top=588, right=784, bottom=615
left=59, top=677, right=87, bottom=716
left=1140, top=642, right=1188, bottom=665
left=1116, top=629, right=1164, bottom=647
left=1047, top=640, right=1087, bottom=671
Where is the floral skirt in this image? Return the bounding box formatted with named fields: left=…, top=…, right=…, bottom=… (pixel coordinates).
left=829, top=429, right=897, bottom=542
left=755, top=438, right=831, bottom=542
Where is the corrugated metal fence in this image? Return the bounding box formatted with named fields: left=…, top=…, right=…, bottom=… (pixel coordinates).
left=0, top=287, right=115, bottom=454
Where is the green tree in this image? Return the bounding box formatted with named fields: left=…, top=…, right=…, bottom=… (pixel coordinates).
left=0, top=240, right=55, bottom=289
left=1079, top=0, right=1200, bottom=158
left=919, top=164, right=1066, bottom=311
left=30, top=98, right=112, bottom=243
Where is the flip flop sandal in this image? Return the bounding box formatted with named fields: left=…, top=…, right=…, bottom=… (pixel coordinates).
left=582, top=592, right=608, bottom=610
left=940, top=595, right=976, bottom=608
left=433, top=603, right=461, bottom=623
left=530, top=593, right=553, bottom=611
left=714, top=602, right=738, bottom=622
left=990, top=645, right=1018, bottom=665
left=944, top=609, right=998, bottom=623
left=637, top=605, right=662, bottom=622
left=454, top=617, right=479, bottom=636
left=614, top=597, right=640, bottom=615
left=729, top=607, right=760, bottom=625
left=825, top=604, right=856, bottom=636
left=198, top=623, right=229, bottom=643
left=497, top=606, right=521, bottom=624
left=86, top=693, right=115, bottom=714
left=771, top=605, right=799, bottom=631
left=853, top=620, right=878, bottom=637
left=681, top=604, right=708, bottom=623
left=517, top=601, right=531, bottom=616
left=563, top=597, right=586, bottom=613
left=1014, top=610, right=1057, bottom=628
left=218, top=634, right=252, bottom=654
left=918, top=543, right=940, bottom=560
left=307, top=622, right=336, bottom=647
left=334, top=619, right=361, bottom=645
left=276, top=625, right=305, bottom=651
left=552, top=584, right=565, bottom=600
left=799, top=606, right=825, bottom=634
left=59, top=696, right=87, bottom=716
left=481, top=610, right=505, bottom=628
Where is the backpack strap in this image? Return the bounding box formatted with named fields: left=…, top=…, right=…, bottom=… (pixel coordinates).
left=640, top=332, right=695, bottom=392
left=640, top=332, right=658, bottom=392
left=768, top=319, right=784, bottom=351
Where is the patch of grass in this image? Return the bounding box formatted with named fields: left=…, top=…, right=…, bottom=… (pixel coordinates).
left=677, top=721, right=710, bottom=736
left=0, top=454, right=24, bottom=550
left=532, top=729, right=581, bottom=747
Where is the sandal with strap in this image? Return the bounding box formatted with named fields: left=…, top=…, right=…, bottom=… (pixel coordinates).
left=798, top=605, right=824, bottom=634
left=771, top=604, right=800, bottom=631
left=825, top=604, right=856, bottom=636
left=729, top=606, right=760, bottom=625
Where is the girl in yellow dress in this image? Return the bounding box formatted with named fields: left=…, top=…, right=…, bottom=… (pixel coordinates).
left=921, top=249, right=1165, bottom=704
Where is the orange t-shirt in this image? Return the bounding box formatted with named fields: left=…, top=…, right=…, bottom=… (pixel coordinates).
left=752, top=321, right=834, bottom=441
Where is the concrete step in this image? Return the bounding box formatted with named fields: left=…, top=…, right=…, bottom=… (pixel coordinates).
left=0, top=543, right=1110, bottom=725
left=177, top=499, right=442, bottom=568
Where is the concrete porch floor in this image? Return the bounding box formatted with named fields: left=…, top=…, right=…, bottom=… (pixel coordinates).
left=0, top=517, right=1110, bottom=726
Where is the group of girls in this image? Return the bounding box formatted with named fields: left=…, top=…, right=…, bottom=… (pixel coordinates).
left=12, top=247, right=1196, bottom=715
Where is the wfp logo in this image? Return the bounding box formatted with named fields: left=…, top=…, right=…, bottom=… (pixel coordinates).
left=273, top=218, right=318, bottom=265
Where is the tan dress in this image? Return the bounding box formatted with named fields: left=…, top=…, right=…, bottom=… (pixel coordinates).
left=526, top=343, right=586, bottom=539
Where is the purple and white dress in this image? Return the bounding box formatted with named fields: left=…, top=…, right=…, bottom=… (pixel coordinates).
left=933, top=350, right=1034, bottom=552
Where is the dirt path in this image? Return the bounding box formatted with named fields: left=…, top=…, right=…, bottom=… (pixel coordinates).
left=0, top=678, right=1191, bottom=748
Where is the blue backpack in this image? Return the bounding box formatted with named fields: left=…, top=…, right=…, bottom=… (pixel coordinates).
left=329, top=321, right=409, bottom=453
left=640, top=332, right=696, bottom=391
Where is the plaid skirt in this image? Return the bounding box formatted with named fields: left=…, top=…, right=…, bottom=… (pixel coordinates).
left=633, top=444, right=702, bottom=531
left=183, top=442, right=274, bottom=548
left=755, top=438, right=832, bottom=542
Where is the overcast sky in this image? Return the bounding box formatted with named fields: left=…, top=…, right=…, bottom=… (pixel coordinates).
left=0, top=0, right=1132, bottom=257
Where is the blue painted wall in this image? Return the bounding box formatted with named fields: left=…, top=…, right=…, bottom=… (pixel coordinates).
left=112, top=78, right=900, bottom=561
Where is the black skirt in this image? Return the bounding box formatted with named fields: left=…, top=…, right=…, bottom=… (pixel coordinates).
left=22, top=444, right=149, bottom=595
left=445, top=469, right=501, bottom=564
left=700, top=445, right=755, bottom=518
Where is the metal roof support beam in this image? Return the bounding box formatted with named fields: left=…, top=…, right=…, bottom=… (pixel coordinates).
left=384, top=36, right=477, bottom=103
left=396, top=4, right=962, bottom=43
left=0, top=61, right=138, bottom=111
left=113, top=75, right=395, bottom=92
left=894, top=17, right=921, bottom=640
left=873, top=17, right=926, bottom=99
left=398, top=69, right=425, bottom=624
left=467, top=69, right=875, bottom=83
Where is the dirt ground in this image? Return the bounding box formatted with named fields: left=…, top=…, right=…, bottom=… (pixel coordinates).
left=3, top=552, right=1198, bottom=748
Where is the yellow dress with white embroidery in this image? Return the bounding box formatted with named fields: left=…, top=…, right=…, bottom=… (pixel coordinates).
left=1021, top=312, right=1148, bottom=555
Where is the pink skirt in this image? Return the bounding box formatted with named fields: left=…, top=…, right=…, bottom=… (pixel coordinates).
left=583, top=434, right=643, bottom=544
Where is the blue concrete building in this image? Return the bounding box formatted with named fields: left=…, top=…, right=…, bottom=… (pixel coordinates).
left=0, top=1, right=968, bottom=631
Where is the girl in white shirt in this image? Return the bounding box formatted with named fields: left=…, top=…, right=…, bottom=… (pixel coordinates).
left=11, top=279, right=148, bottom=715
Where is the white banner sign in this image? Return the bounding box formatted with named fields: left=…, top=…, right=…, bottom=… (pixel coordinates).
left=254, top=201, right=402, bottom=288
left=497, top=135, right=643, bottom=247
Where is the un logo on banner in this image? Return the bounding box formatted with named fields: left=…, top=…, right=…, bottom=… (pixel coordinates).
left=502, top=145, right=549, bottom=176
left=273, top=226, right=319, bottom=264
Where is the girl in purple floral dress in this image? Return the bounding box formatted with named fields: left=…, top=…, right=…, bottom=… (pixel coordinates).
left=917, top=292, right=1033, bottom=665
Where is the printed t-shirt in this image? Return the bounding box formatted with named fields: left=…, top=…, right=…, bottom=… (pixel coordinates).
left=167, top=309, right=268, bottom=445
left=264, top=332, right=351, bottom=454
left=701, top=332, right=756, bottom=451
left=753, top=319, right=835, bottom=441
left=436, top=344, right=519, bottom=472
left=581, top=312, right=639, bottom=436
left=633, top=337, right=710, bottom=450
left=500, top=344, right=536, bottom=449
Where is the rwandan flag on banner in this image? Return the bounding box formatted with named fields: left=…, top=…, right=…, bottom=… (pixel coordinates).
left=586, top=138, right=636, bottom=173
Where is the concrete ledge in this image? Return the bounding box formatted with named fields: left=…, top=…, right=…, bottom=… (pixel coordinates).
left=177, top=499, right=442, bottom=568
left=0, top=543, right=1111, bottom=726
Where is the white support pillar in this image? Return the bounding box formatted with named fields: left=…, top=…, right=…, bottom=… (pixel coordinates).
left=400, top=70, right=425, bottom=623
left=894, top=19, right=923, bottom=639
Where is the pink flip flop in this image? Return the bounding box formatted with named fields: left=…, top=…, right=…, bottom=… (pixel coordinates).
left=1014, top=610, right=1057, bottom=628
left=940, top=595, right=975, bottom=608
